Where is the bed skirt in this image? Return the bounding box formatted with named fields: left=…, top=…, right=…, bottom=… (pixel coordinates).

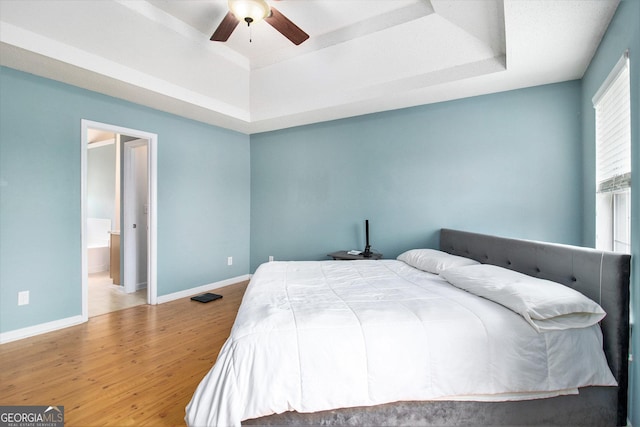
left=244, top=386, right=617, bottom=426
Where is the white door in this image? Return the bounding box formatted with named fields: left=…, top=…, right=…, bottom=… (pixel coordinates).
left=123, top=139, right=149, bottom=294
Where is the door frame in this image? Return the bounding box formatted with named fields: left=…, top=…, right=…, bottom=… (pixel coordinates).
left=81, top=119, right=158, bottom=322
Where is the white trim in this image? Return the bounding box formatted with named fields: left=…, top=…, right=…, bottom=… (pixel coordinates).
left=148, top=132, right=158, bottom=305
left=0, top=315, right=84, bottom=344
left=81, top=119, right=159, bottom=322
left=81, top=123, right=89, bottom=322
left=592, top=49, right=630, bottom=107
left=156, top=275, right=251, bottom=304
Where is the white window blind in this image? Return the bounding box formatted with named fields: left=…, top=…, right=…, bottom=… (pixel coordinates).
left=593, top=51, right=631, bottom=193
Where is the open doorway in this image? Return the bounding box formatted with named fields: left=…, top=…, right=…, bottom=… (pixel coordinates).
left=81, top=120, right=158, bottom=320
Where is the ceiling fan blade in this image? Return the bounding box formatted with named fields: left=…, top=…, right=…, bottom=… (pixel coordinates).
left=211, top=11, right=240, bottom=42
left=264, top=6, right=309, bottom=45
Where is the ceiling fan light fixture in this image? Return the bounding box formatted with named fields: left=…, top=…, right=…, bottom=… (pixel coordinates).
left=228, top=0, right=270, bottom=24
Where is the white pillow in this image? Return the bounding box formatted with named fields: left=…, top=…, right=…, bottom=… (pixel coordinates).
left=440, top=264, right=606, bottom=333
left=397, top=249, right=479, bottom=274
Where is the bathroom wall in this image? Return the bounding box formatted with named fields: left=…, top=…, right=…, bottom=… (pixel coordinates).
left=87, top=141, right=116, bottom=226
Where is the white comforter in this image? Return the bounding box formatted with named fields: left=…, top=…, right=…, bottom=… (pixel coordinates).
left=185, top=260, right=616, bottom=427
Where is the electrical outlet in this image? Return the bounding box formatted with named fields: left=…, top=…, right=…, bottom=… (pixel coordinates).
left=269, top=256, right=274, bottom=262
left=18, top=291, right=29, bottom=306
left=227, top=256, right=233, bottom=266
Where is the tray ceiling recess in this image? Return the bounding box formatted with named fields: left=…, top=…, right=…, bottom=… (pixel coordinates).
left=0, top=0, right=619, bottom=134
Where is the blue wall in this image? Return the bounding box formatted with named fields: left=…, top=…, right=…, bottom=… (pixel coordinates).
left=0, top=67, right=250, bottom=333
left=250, top=81, right=583, bottom=271
left=580, top=0, right=640, bottom=424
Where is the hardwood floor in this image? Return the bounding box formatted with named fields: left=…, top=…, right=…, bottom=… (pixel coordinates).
left=0, top=281, right=248, bottom=426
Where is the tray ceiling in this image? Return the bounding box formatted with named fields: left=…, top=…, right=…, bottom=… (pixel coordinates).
left=0, top=0, right=619, bottom=134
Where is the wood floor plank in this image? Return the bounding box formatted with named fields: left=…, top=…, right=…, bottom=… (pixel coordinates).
left=0, top=280, right=248, bottom=426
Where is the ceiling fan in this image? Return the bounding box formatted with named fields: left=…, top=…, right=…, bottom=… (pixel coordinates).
left=211, top=0, right=309, bottom=45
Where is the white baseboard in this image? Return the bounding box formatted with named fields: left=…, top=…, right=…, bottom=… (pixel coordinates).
left=156, top=274, right=251, bottom=304
left=0, top=315, right=85, bottom=344
left=0, top=275, right=251, bottom=344
left=136, top=281, right=147, bottom=291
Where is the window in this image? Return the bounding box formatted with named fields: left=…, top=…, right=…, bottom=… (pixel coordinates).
left=594, top=51, right=631, bottom=253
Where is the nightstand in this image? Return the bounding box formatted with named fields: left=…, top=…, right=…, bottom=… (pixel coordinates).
left=327, top=251, right=383, bottom=260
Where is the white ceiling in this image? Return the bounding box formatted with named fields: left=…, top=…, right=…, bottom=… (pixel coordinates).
left=0, top=0, right=619, bottom=134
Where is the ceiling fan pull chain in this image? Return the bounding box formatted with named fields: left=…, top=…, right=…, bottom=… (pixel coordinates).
left=245, top=17, right=253, bottom=43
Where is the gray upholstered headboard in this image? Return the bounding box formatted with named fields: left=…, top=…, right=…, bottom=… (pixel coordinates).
left=439, top=228, right=631, bottom=425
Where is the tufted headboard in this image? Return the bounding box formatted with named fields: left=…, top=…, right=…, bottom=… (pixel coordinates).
left=440, top=228, right=631, bottom=425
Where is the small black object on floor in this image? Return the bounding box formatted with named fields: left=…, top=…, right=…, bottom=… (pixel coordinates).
left=191, top=293, right=223, bottom=303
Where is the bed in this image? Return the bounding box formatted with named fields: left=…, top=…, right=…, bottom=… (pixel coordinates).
left=186, top=229, right=631, bottom=426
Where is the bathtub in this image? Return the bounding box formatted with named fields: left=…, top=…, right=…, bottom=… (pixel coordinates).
left=88, top=218, right=111, bottom=273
